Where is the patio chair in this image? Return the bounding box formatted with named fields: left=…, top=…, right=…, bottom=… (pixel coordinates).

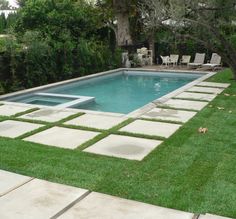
left=160, top=55, right=170, bottom=66
left=180, top=55, right=191, bottom=65
left=188, top=53, right=206, bottom=68
left=202, top=53, right=222, bottom=70
left=169, top=54, right=179, bottom=66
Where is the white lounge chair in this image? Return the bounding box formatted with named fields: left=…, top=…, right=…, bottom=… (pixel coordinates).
left=180, top=55, right=191, bottom=65
left=160, top=55, right=170, bottom=66
left=202, top=53, right=221, bottom=70
left=169, top=54, right=179, bottom=66
left=188, top=53, right=205, bottom=68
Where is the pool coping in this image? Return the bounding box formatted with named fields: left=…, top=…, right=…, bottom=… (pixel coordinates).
left=0, top=68, right=216, bottom=118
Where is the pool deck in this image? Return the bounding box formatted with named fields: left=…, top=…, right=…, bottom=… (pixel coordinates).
left=0, top=77, right=230, bottom=160
left=0, top=68, right=232, bottom=218
left=0, top=169, right=232, bottom=219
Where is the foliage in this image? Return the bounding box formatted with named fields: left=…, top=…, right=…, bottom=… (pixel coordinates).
left=0, top=13, right=6, bottom=33
left=0, top=0, right=122, bottom=94
left=155, top=27, right=209, bottom=62
left=140, top=0, right=236, bottom=79
left=0, top=0, right=10, bottom=10
left=0, top=11, right=18, bottom=34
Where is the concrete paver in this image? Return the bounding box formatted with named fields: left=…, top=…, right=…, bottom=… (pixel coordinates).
left=58, top=192, right=195, bottom=219
left=0, top=120, right=43, bottom=138
left=84, top=134, right=162, bottom=160
left=0, top=104, right=34, bottom=116
left=65, top=114, right=126, bottom=130
left=197, top=82, right=230, bottom=88
left=120, top=120, right=181, bottom=138
left=0, top=170, right=32, bottom=196
left=175, top=92, right=216, bottom=101
left=24, top=126, right=100, bottom=149
left=158, top=99, right=208, bottom=111
left=187, top=86, right=224, bottom=94
left=20, top=108, right=76, bottom=122
left=143, top=108, right=196, bottom=123
left=0, top=179, right=88, bottom=219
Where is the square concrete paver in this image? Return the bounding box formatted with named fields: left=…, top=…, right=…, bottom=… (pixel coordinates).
left=142, top=108, right=197, bottom=123
left=0, top=170, right=32, bottom=196
left=198, top=82, right=230, bottom=88
left=120, top=120, right=181, bottom=138
left=0, top=120, right=43, bottom=138
left=24, top=126, right=100, bottom=149
left=199, top=214, right=232, bottom=219
left=65, top=114, right=126, bottom=130
left=20, top=108, right=76, bottom=122
left=0, top=104, right=34, bottom=116
left=0, top=179, right=88, bottom=219
left=159, top=99, right=208, bottom=111
left=58, top=192, right=194, bottom=219
left=175, top=92, right=216, bottom=101
left=187, top=86, right=224, bottom=94
left=84, top=134, right=162, bottom=161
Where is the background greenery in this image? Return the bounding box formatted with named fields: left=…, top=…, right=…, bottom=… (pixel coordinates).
left=0, top=0, right=122, bottom=94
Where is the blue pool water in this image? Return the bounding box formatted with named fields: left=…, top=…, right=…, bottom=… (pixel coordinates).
left=6, top=70, right=203, bottom=114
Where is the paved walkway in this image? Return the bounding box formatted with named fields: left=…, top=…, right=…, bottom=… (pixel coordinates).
left=0, top=170, right=232, bottom=219
left=0, top=82, right=230, bottom=161
left=0, top=80, right=233, bottom=218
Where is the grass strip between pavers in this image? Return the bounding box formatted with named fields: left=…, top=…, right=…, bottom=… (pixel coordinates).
left=15, top=112, right=85, bottom=139
left=112, top=131, right=166, bottom=141
left=0, top=69, right=236, bottom=218
left=140, top=117, right=183, bottom=125
left=184, top=90, right=219, bottom=94
left=77, top=118, right=135, bottom=150
left=13, top=108, right=40, bottom=117
left=153, top=105, right=200, bottom=112
left=172, top=97, right=210, bottom=102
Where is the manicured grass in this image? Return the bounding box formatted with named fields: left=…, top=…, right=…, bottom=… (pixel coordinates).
left=0, top=69, right=236, bottom=217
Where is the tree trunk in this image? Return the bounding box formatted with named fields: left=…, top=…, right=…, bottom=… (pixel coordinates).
left=148, top=31, right=155, bottom=64
left=116, top=12, right=132, bottom=46
left=228, top=62, right=236, bottom=80
left=113, top=0, right=132, bottom=46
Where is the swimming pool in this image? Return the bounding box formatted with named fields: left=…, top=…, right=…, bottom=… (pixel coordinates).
left=2, top=69, right=206, bottom=114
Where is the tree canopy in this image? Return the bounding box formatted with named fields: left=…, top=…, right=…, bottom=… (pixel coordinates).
left=140, top=0, right=236, bottom=78
left=0, top=0, right=10, bottom=10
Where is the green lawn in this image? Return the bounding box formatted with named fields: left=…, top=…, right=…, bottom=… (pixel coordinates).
left=0, top=69, right=236, bottom=218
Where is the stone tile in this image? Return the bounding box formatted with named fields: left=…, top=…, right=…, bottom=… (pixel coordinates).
left=199, top=214, right=232, bottom=219
left=24, top=126, right=100, bottom=149
left=58, top=192, right=194, bottom=219
left=20, top=108, right=76, bottom=122
left=159, top=99, right=208, bottom=111
left=120, top=120, right=181, bottom=138
left=84, top=134, right=162, bottom=161
left=175, top=92, right=216, bottom=101
left=65, top=114, right=126, bottom=130
left=142, top=108, right=197, bottom=123
left=0, top=179, right=88, bottom=219
left=187, top=86, right=224, bottom=94
left=198, top=82, right=230, bottom=88
left=0, top=170, right=32, bottom=196
left=0, top=104, right=34, bottom=116
left=0, top=120, right=43, bottom=138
